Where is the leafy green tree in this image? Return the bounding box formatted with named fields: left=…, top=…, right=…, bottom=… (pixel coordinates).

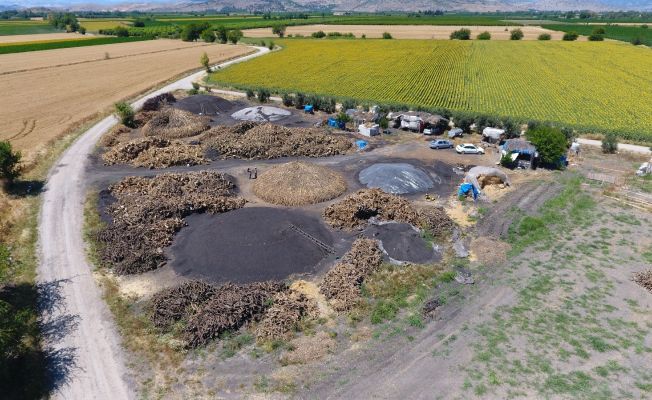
left=312, top=30, right=326, bottom=38
left=272, top=24, right=286, bottom=38
left=133, top=19, right=145, bottom=28
left=216, top=25, right=228, bottom=44
left=510, top=29, right=524, bottom=40
left=526, top=125, right=568, bottom=168
left=257, top=88, right=270, bottom=103
left=592, top=27, right=606, bottom=35
left=113, top=26, right=129, bottom=37
left=563, top=31, right=579, bottom=41
left=201, top=29, right=215, bottom=43
left=200, top=52, right=210, bottom=72
left=0, top=141, right=21, bottom=185
left=282, top=93, right=294, bottom=107
left=295, top=92, right=306, bottom=108
left=602, top=132, right=618, bottom=154
left=538, top=33, right=551, bottom=40
left=114, top=102, right=135, bottom=128
left=79, top=26, right=86, bottom=35
left=181, top=22, right=209, bottom=42
left=477, top=31, right=491, bottom=40
left=588, top=34, right=604, bottom=41
left=246, top=89, right=255, bottom=100
left=227, top=29, right=243, bottom=44
left=450, top=28, right=471, bottom=40
left=382, top=32, right=393, bottom=39
left=335, top=111, right=351, bottom=124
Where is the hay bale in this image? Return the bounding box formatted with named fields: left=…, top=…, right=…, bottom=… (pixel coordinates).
left=201, top=122, right=351, bottom=160
left=323, top=188, right=420, bottom=230
left=255, top=290, right=318, bottom=342
left=633, top=270, right=652, bottom=293
left=320, top=238, right=383, bottom=311
left=141, top=106, right=210, bottom=139
left=184, top=281, right=286, bottom=348
left=97, top=171, right=245, bottom=274
left=253, top=162, right=346, bottom=206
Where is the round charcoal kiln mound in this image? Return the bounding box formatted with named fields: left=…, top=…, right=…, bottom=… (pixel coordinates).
left=169, top=207, right=334, bottom=283
left=359, top=163, right=435, bottom=195
left=231, top=106, right=291, bottom=122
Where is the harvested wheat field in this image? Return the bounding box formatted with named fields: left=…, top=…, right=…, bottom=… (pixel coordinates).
left=253, top=161, right=347, bottom=206
left=0, top=32, right=92, bottom=44
left=243, top=24, right=578, bottom=40
left=0, top=40, right=251, bottom=160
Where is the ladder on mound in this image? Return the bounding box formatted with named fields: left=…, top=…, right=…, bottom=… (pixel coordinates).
left=288, top=224, right=335, bottom=254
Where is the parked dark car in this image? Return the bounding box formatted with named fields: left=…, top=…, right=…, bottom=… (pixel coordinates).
left=429, top=139, right=454, bottom=149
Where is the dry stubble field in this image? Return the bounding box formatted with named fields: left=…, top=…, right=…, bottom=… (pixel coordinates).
left=243, top=24, right=580, bottom=40
left=0, top=39, right=251, bottom=159
left=0, top=32, right=93, bottom=44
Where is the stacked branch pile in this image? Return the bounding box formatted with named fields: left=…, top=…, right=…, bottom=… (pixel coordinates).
left=96, top=171, right=245, bottom=274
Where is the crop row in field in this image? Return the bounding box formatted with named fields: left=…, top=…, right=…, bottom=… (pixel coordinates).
left=209, top=39, right=652, bottom=142
left=0, top=21, right=58, bottom=35
left=543, top=24, right=652, bottom=46
left=79, top=19, right=132, bottom=32
left=0, top=36, right=152, bottom=54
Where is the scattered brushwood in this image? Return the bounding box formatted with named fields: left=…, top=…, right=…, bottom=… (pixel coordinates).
left=149, top=281, right=218, bottom=330
left=253, top=161, right=347, bottom=206
left=99, top=124, right=131, bottom=148
left=141, top=106, right=210, bottom=139
left=323, top=188, right=420, bottom=230
left=142, top=92, right=176, bottom=112
left=320, top=238, right=383, bottom=311
left=201, top=122, right=351, bottom=160
left=422, top=297, right=442, bottom=318
left=102, top=137, right=207, bottom=168
left=184, top=281, right=286, bottom=348
left=255, top=290, right=318, bottom=342
left=633, top=269, right=652, bottom=293
left=97, top=171, right=245, bottom=274
left=417, top=205, right=455, bottom=238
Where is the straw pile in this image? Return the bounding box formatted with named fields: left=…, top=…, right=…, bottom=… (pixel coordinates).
left=323, top=188, right=420, bottom=230
left=141, top=106, right=210, bottom=139
left=252, top=162, right=346, bottom=206
left=102, top=137, right=207, bottom=168
left=633, top=270, right=652, bottom=293
left=320, top=238, right=383, bottom=311
left=97, top=171, right=245, bottom=274
left=201, top=122, right=351, bottom=160
left=255, top=289, right=318, bottom=342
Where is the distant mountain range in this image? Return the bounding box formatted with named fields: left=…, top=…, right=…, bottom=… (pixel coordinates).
left=7, top=0, right=652, bottom=12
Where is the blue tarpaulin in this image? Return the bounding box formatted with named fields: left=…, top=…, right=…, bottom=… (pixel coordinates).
left=458, top=183, right=479, bottom=199
left=327, top=118, right=345, bottom=129
left=355, top=140, right=368, bottom=150
left=304, top=105, right=314, bottom=113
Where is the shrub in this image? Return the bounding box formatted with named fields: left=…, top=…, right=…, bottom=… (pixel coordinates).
left=200, top=52, right=210, bottom=72
left=500, top=153, right=516, bottom=169
left=268, top=40, right=275, bottom=50
left=361, top=34, right=366, bottom=39
left=322, top=97, right=337, bottom=113
left=538, top=33, right=551, bottom=40
left=526, top=125, right=568, bottom=168
left=295, top=92, right=306, bottom=108
left=592, top=27, right=606, bottom=35
left=181, top=22, right=210, bottom=42
left=477, top=31, right=491, bottom=40
left=382, top=32, right=393, bottom=39
left=228, top=29, right=243, bottom=44
left=563, top=31, right=579, bottom=41
left=0, top=141, right=21, bottom=185
left=642, top=24, right=649, bottom=29
left=257, top=88, right=270, bottom=103
left=272, top=24, right=286, bottom=38
left=133, top=19, right=145, bottom=28
left=79, top=26, right=86, bottom=35
left=341, top=98, right=357, bottom=111
left=114, top=102, right=135, bottom=128
left=510, top=29, right=524, bottom=40
left=246, top=89, right=255, bottom=100
left=450, top=28, right=471, bottom=40
left=282, top=93, right=294, bottom=107
left=216, top=25, right=228, bottom=44
left=259, top=40, right=266, bottom=47
left=588, top=34, right=604, bottom=41
left=335, top=111, right=351, bottom=124
left=602, top=132, right=618, bottom=154
left=312, top=30, right=326, bottom=38
left=631, top=37, right=643, bottom=45
left=201, top=29, right=215, bottom=43
left=113, top=26, right=129, bottom=37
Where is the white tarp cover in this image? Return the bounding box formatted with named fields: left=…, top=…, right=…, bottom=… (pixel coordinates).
left=231, top=106, right=291, bottom=122
left=464, top=166, right=511, bottom=196
left=482, top=127, right=505, bottom=140
left=359, top=163, right=435, bottom=194
left=358, top=124, right=380, bottom=137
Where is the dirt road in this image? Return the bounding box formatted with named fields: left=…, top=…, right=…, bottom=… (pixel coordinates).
left=577, top=138, right=651, bottom=155
left=36, top=46, right=269, bottom=400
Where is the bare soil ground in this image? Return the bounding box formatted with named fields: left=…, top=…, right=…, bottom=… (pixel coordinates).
left=0, top=40, right=250, bottom=161
left=0, top=32, right=93, bottom=43
left=244, top=24, right=583, bottom=40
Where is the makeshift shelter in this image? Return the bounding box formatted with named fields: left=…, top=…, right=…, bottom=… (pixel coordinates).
left=346, top=108, right=380, bottom=127
left=387, top=111, right=447, bottom=134
left=464, top=166, right=511, bottom=199
left=501, top=139, right=539, bottom=169
left=358, top=123, right=380, bottom=137
left=482, top=127, right=505, bottom=143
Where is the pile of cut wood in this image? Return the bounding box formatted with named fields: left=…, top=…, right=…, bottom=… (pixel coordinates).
left=141, top=106, right=210, bottom=139
left=102, top=137, right=207, bottom=168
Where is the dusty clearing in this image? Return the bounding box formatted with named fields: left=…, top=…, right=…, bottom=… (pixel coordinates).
left=0, top=32, right=93, bottom=43
left=243, top=24, right=581, bottom=40
left=0, top=40, right=250, bottom=160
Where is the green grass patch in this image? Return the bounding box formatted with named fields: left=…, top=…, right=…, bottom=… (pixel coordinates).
left=0, top=35, right=152, bottom=55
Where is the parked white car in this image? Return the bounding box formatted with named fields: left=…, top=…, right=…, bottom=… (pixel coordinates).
left=456, top=143, right=485, bottom=154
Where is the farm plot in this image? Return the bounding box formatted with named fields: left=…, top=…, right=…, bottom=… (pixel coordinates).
left=210, top=39, right=652, bottom=142
left=0, top=40, right=251, bottom=158
left=243, top=24, right=568, bottom=40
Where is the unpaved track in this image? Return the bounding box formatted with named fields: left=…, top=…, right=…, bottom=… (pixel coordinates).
left=36, top=46, right=269, bottom=400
